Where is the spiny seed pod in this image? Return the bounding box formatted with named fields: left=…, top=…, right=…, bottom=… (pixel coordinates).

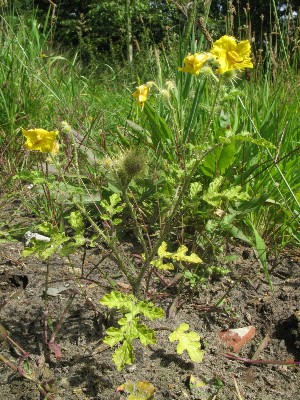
left=121, top=149, right=146, bottom=179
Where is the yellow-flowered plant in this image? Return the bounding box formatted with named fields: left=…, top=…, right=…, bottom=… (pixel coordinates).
left=22, top=128, right=59, bottom=154
left=132, top=84, right=149, bottom=106
left=210, top=35, right=253, bottom=74
left=178, top=52, right=211, bottom=75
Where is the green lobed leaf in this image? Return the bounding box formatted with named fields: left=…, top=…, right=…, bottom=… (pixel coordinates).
left=103, top=327, right=125, bottom=347
left=169, top=323, right=203, bottom=363
left=231, top=132, right=276, bottom=149
left=118, top=317, right=140, bottom=340
left=100, top=291, right=135, bottom=311
left=68, top=211, right=84, bottom=232
left=22, top=231, right=69, bottom=260
left=113, top=341, right=134, bottom=371
left=59, top=234, right=86, bottom=257
left=137, top=300, right=165, bottom=320
left=189, top=182, right=203, bottom=199
left=136, top=324, right=157, bottom=346
left=109, top=193, right=123, bottom=208
left=112, top=218, right=123, bottom=226
left=222, top=186, right=250, bottom=202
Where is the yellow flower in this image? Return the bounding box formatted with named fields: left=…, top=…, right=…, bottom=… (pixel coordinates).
left=210, top=35, right=253, bottom=74
left=132, top=84, right=149, bottom=106
left=22, top=128, right=59, bottom=153
left=179, top=52, right=211, bottom=75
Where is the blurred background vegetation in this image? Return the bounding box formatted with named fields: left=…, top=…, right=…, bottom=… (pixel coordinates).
left=10, top=0, right=300, bottom=68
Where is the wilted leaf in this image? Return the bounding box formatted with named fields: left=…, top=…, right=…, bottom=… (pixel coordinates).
left=117, top=381, right=155, bottom=400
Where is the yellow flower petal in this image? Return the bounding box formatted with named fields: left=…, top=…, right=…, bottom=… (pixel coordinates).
left=22, top=128, right=59, bottom=153
left=211, top=35, right=253, bottom=74
left=179, top=52, right=211, bottom=75
left=132, top=84, right=149, bottom=106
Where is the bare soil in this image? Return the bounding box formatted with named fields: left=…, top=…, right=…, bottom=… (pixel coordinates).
left=0, top=240, right=299, bottom=400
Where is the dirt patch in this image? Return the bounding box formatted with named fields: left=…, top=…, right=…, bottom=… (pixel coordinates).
left=0, top=241, right=299, bottom=399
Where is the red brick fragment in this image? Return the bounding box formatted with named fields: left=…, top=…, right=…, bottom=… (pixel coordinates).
left=219, top=326, right=256, bottom=352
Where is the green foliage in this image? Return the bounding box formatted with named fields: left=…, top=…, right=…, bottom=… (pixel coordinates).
left=100, top=291, right=164, bottom=370
left=169, top=323, right=204, bottom=363
left=202, top=176, right=250, bottom=208
left=100, top=292, right=204, bottom=369
left=27, top=0, right=185, bottom=64
left=100, top=194, right=125, bottom=226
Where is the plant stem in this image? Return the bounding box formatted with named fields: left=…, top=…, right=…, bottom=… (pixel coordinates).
left=43, top=257, right=51, bottom=361
left=0, top=354, right=55, bottom=399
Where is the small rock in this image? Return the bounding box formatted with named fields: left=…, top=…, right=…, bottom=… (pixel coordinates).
left=126, top=364, right=137, bottom=373
left=219, top=325, right=256, bottom=352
